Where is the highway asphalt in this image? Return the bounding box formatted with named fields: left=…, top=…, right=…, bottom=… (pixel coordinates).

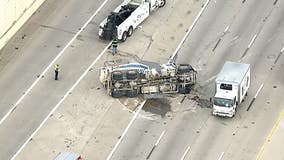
left=0, top=0, right=283, bottom=160
left=111, top=0, right=284, bottom=160
left=0, top=0, right=123, bottom=159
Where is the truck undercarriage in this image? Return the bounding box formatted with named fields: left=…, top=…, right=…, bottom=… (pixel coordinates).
left=100, top=61, right=196, bottom=98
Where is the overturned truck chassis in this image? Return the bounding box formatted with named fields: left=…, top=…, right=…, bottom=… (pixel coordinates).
left=100, top=62, right=197, bottom=98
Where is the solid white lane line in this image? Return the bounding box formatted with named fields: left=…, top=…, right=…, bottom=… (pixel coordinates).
left=254, top=83, right=264, bottom=98
left=118, top=100, right=155, bottom=121
left=217, top=152, right=224, bottom=160
left=248, top=34, right=257, bottom=49
left=146, top=130, right=166, bottom=159
left=224, top=25, right=230, bottom=33
left=213, top=24, right=229, bottom=52
left=106, top=100, right=147, bottom=160
left=274, top=46, right=284, bottom=64
left=281, top=46, right=284, bottom=53
left=168, top=0, right=211, bottom=63
left=180, top=146, right=191, bottom=160
left=155, top=130, right=166, bottom=146
left=10, top=42, right=112, bottom=160
left=247, top=83, right=264, bottom=111
left=0, top=0, right=110, bottom=126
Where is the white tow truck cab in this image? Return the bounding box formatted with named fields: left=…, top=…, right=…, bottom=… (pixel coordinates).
left=212, top=61, right=250, bottom=117
left=98, top=0, right=166, bottom=41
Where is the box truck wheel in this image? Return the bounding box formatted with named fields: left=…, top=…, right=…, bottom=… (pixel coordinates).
left=232, top=108, right=236, bottom=117
left=127, top=26, right=133, bottom=37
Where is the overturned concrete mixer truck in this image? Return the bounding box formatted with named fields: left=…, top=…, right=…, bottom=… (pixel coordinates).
left=98, top=0, right=166, bottom=41
left=99, top=61, right=197, bottom=98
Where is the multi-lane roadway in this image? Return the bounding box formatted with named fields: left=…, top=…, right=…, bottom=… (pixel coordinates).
left=0, top=0, right=283, bottom=160
left=0, top=0, right=124, bottom=159
left=111, top=0, right=284, bottom=159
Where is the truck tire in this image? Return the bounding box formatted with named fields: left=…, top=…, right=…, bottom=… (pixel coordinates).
left=178, top=84, right=191, bottom=94
left=111, top=90, right=124, bottom=98
left=232, top=108, right=236, bottom=117
left=127, top=26, right=133, bottom=37
left=112, top=71, right=123, bottom=81
left=179, top=87, right=189, bottom=94
left=126, top=90, right=138, bottom=98
left=159, top=0, right=166, bottom=8
left=177, top=64, right=193, bottom=74
left=126, top=70, right=138, bottom=80
left=121, top=32, right=127, bottom=42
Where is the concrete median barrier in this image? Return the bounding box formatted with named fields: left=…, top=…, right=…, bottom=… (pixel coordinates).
left=0, top=0, right=46, bottom=51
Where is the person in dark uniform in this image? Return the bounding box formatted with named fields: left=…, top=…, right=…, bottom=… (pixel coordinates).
left=54, top=64, right=60, bottom=80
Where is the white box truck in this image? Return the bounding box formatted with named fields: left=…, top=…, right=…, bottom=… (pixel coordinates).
left=212, top=61, right=250, bottom=117
left=98, top=0, right=166, bottom=42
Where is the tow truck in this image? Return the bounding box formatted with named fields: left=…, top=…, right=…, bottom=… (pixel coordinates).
left=98, top=0, right=166, bottom=41
left=99, top=61, right=196, bottom=98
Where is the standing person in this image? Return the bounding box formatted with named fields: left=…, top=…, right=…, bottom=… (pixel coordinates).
left=54, top=64, right=60, bottom=80
left=112, top=38, right=118, bottom=55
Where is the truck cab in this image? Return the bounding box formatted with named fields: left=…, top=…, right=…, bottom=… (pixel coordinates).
left=98, top=0, right=165, bottom=41
left=212, top=89, right=237, bottom=117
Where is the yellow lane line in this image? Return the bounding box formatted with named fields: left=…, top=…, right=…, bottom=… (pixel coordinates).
left=255, top=108, right=284, bottom=160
